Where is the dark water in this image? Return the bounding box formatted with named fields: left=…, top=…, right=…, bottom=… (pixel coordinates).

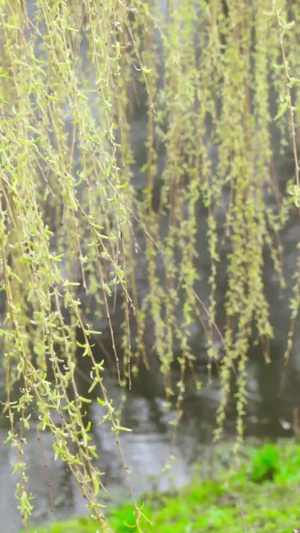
left=0, top=374, right=193, bottom=533
left=1, top=334, right=300, bottom=533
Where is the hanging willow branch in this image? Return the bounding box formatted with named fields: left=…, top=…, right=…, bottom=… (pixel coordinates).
left=0, top=0, right=299, bottom=530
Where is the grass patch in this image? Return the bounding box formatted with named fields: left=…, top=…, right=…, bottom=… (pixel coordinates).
left=25, top=441, right=300, bottom=533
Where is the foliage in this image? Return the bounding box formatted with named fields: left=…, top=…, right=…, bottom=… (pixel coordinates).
left=25, top=441, right=300, bottom=533
left=109, top=503, right=152, bottom=533
left=1, top=0, right=300, bottom=531
left=249, top=443, right=280, bottom=482
left=26, top=516, right=97, bottom=533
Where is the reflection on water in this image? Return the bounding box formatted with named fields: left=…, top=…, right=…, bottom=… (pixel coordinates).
left=0, top=378, right=193, bottom=533
left=1, top=357, right=300, bottom=533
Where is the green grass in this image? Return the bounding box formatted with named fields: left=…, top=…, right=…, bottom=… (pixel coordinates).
left=25, top=441, right=300, bottom=533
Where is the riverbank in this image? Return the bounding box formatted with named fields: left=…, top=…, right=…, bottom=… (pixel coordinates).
left=26, top=440, right=300, bottom=533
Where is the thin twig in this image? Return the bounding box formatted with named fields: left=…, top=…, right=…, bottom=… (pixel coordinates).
left=237, top=496, right=248, bottom=533
left=275, top=4, right=300, bottom=191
